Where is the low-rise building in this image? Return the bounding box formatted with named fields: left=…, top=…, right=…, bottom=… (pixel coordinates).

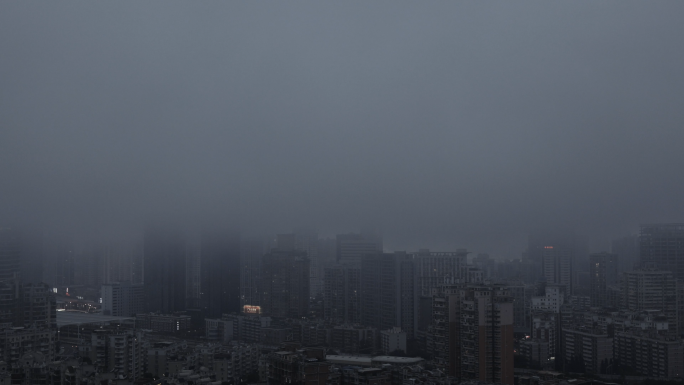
left=137, top=312, right=191, bottom=333
left=380, top=327, right=406, bottom=354
left=614, top=330, right=683, bottom=378
left=561, top=328, right=612, bottom=374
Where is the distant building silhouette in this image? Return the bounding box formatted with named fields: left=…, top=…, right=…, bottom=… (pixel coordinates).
left=640, top=223, right=684, bottom=279
left=240, top=234, right=272, bottom=309
left=101, top=281, right=145, bottom=317
left=612, top=234, right=639, bottom=272
left=261, top=237, right=310, bottom=318
left=0, top=227, right=21, bottom=281
left=335, top=232, right=382, bottom=268
left=18, top=228, right=43, bottom=285
left=200, top=228, right=240, bottom=318
left=323, top=264, right=360, bottom=323
left=143, top=226, right=186, bottom=313
left=622, top=267, right=679, bottom=335
left=528, top=229, right=583, bottom=284
left=542, top=246, right=572, bottom=295
left=589, top=252, right=618, bottom=307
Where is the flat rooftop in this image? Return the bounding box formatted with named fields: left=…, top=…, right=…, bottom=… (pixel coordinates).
left=326, top=355, right=424, bottom=366
left=56, top=311, right=134, bottom=328
left=372, top=356, right=424, bottom=364
left=326, top=355, right=373, bottom=366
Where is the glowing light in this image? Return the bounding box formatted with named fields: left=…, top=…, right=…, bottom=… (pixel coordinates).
left=243, top=305, right=261, bottom=314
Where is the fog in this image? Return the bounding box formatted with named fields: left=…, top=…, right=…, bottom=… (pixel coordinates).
left=2, top=2, right=684, bottom=256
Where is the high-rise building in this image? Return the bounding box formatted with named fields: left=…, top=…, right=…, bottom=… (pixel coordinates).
left=19, top=228, right=43, bottom=285
left=612, top=234, right=639, bottom=272
left=614, top=330, right=684, bottom=378
left=640, top=224, right=684, bottom=279
left=561, top=328, right=612, bottom=374
left=101, top=281, right=145, bottom=317
left=0, top=327, right=55, bottom=366
left=200, top=228, right=241, bottom=318
left=471, top=253, right=496, bottom=279
left=89, top=329, right=146, bottom=381
left=589, top=252, right=618, bottom=308
left=323, top=264, right=360, bottom=323
left=261, top=239, right=310, bottom=318
left=143, top=226, right=186, bottom=314
left=335, top=232, right=382, bottom=267
left=542, top=247, right=572, bottom=295
left=431, top=284, right=514, bottom=385
left=507, top=283, right=533, bottom=333
left=294, top=230, right=321, bottom=298
left=415, top=249, right=468, bottom=297
left=0, top=227, right=21, bottom=281
left=399, top=254, right=418, bottom=338
left=360, top=253, right=395, bottom=331
left=531, top=285, right=565, bottom=313
left=43, top=235, right=75, bottom=287
left=240, top=235, right=272, bottom=309
left=622, top=267, right=679, bottom=335
left=185, top=233, right=201, bottom=308
left=528, top=229, right=583, bottom=281
left=21, top=283, right=56, bottom=329
left=360, top=252, right=417, bottom=336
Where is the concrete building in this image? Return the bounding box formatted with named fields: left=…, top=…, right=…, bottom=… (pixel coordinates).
left=147, top=340, right=188, bottom=377
left=0, top=228, right=21, bottom=281
left=205, top=318, right=234, bottom=342
left=614, top=330, right=683, bottom=378
left=380, top=327, right=406, bottom=354
left=415, top=249, right=468, bottom=297
left=639, top=223, right=684, bottom=279
left=267, top=348, right=329, bottom=385
left=361, top=253, right=401, bottom=332
left=324, top=264, right=361, bottom=323
left=217, top=313, right=272, bottom=343
left=336, top=232, right=382, bottom=268
left=20, top=283, right=56, bottom=329
left=202, top=343, right=260, bottom=383
left=143, top=226, right=186, bottom=314
left=520, top=339, right=550, bottom=368
left=532, top=285, right=565, bottom=313
left=542, top=247, right=572, bottom=295
left=622, top=267, right=679, bottom=335
left=507, top=283, right=533, bottom=333
left=293, top=230, right=322, bottom=298
left=399, top=255, right=418, bottom=338
left=612, top=234, right=639, bottom=272
left=561, top=328, right=612, bottom=374
left=240, top=235, right=272, bottom=309
left=431, top=284, right=514, bottom=385
left=101, top=281, right=145, bottom=317
left=331, top=325, right=377, bottom=354
left=261, top=247, right=310, bottom=318
left=472, top=253, right=496, bottom=279
left=0, top=327, right=55, bottom=366
left=532, top=312, right=559, bottom=357
left=136, top=312, right=191, bottom=333
left=88, top=328, right=146, bottom=381
left=589, top=252, right=618, bottom=308
left=200, top=228, right=241, bottom=318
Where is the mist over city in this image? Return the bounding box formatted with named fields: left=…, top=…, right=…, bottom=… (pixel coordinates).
left=1, top=2, right=684, bottom=385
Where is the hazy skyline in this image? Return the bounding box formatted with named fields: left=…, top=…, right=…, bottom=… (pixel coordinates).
left=2, top=2, right=684, bottom=256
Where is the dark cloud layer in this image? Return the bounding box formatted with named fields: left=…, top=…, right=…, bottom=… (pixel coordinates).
left=2, top=2, right=684, bottom=255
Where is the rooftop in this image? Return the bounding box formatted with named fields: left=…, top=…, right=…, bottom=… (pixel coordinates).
left=372, top=356, right=424, bottom=364
left=56, top=311, right=134, bottom=328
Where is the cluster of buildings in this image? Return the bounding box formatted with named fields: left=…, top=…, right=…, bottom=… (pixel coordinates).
left=1, top=223, right=684, bottom=384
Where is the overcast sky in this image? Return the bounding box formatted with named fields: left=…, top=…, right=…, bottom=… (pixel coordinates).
left=2, top=2, right=683, bottom=256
